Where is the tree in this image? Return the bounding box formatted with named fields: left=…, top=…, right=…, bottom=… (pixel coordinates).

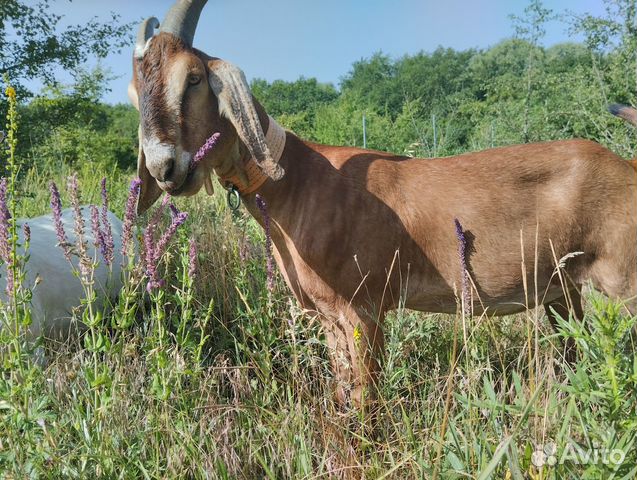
left=0, top=0, right=132, bottom=98
left=251, top=77, right=338, bottom=138
left=17, top=66, right=138, bottom=172
left=251, top=77, right=338, bottom=118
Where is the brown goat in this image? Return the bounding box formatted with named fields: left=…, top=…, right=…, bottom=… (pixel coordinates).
left=129, top=1, right=637, bottom=406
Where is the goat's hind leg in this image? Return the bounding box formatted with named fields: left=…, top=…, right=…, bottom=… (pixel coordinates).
left=544, top=288, right=583, bottom=364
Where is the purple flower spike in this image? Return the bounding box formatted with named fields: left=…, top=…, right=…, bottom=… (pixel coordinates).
left=143, top=243, right=160, bottom=292
left=154, top=205, right=188, bottom=258
left=0, top=178, right=10, bottom=263
left=255, top=194, right=274, bottom=292
left=188, top=238, right=197, bottom=279
left=190, top=132, right=221, bottom=171
left=121, top=177, right=142, bottom=258
left=49, top=181, right=71, bottom=262
left=141, top=195, right=169, bottom=281
left=68, top=174, right=91, bottom=279
left=22, top=223, right=30, bottom=244
left=100, top=178, right=114, bottom=266
left=454, top=218, right=470, bottom=315
left=147, top=194, right=170, bottom=235
left=89, top=204, right=107, bottom=261
left=5, top=265, right=13, bottom=298
left=100, top=178, right=109, bottom=210
left=146, top=277, right=165, bottom=293
left=169, top=203, right=180, bottom=219
left=144, top=201, right=188, bottom=292
left=0, top=178, right=12, bottom=297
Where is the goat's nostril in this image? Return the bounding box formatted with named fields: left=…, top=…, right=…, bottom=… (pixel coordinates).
left=157, top=158, right=175, bottom=182
left=165, top=159, right=175, bottom=180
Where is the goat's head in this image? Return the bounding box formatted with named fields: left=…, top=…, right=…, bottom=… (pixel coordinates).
left=129, top=0, right=284, bottom=214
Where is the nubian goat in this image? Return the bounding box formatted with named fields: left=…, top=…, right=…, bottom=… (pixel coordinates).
left=1, top=208, right=125, bottom=342
left=129, top=0, right=637, bottom=406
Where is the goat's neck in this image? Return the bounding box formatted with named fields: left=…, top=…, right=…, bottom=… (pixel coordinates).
left=214, top=99, right=304, bottom=232
left=239, top=112, right=302, bottom=228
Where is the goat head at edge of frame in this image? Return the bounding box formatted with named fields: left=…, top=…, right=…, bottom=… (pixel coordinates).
left=128, top=0, right=284, bottom=214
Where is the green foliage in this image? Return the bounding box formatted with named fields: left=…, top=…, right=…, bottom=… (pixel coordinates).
left=251, top=77, right=338, bottom=138
left=251, top=76, right=338, bottom=118
left=0, top=0, right=132, bottom=98
left=251, top=0, right=635, bottom=159
left=17, top=67, right=138, bottom=173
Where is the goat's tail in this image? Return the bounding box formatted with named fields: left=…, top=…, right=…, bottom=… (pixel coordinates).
left=608, top=103, right=637, bottom=126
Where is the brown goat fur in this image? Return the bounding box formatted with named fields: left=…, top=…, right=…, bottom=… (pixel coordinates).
left=130, top=31, right=637, bottom=407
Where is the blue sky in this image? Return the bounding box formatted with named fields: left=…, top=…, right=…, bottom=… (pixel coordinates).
left=22, top=0, right=606, bottom=104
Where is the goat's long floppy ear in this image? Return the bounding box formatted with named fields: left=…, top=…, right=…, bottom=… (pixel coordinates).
left=136, top=125, right=163, bottom=214
left=207, top=59, right=284, bottom=181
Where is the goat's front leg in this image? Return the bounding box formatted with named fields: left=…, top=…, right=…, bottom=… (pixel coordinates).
left=318, top=300, right=385, bottom=410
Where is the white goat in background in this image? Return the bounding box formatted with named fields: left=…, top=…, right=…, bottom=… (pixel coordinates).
left=0, top=207, right=125, bottom=341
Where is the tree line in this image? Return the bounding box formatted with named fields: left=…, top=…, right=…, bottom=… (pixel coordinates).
left=3, top=0, right=635, bottom=175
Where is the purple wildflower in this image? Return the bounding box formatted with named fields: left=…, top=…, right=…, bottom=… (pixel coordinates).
left=454, top=218, right=470, bottom=315
left=143, top=217, right=161, bottom=292
left=99, top=178, right=114, bottom=266
left=154, top=203, right=188, bottom=260
left=255, top=194, right=274, bottom=291
left=0, top=178, right=10, bottom=263
left=121, top=177, right=142, bottom=258
left=100, top=178, right=109, bottom=211
left=144, top=200, right=188, bottom=292
left=168, top=202, right=179, bottom=219
left=146, top=194, right=170, bottom=238
left=142, top=194, right=170, bottom=272
left=22, top=223, right=30, bottom=244
left=188, top=238, right=197, bottom=279
left=145, top=273, right=164, bottom=292
left=89, top=204, right=106, bottom=260
left=190, top=132, right=221, bottom=171
left=0, top=179, right=12, bottom=297
left=67, top=174, right=91, bottom=279
left=49, top=181, right=71, bottom=262
left=5, top=264, right=13, bottom=298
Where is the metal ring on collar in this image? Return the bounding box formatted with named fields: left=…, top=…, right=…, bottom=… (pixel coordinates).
left=227, top=184, right=241, bottom=211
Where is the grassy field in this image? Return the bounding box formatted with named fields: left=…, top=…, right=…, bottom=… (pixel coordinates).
left=1, top=92, right=636, bottom=479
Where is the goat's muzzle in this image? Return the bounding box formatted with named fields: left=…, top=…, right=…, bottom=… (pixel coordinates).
left=142, top=138, right=192, bottom=193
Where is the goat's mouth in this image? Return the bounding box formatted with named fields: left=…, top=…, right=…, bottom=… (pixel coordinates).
left=162, top=164, right=213, bottom=197
left=164, top=132, right=221, bottom=197
left=161, top=169, right=194, bottom=196
left=160, top=132, right=221, bottom=196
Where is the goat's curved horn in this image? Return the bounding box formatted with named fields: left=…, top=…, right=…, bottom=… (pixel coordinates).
left=134, top=17, right=159, bottom=59
left=160, top=0, right=207, bottom=47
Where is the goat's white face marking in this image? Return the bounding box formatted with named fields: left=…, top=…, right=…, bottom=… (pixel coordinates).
left=142, top=137, right=175, bottom=168
left=141, top=135, right=190, bottom=189
left=138, top=55, right=199, bottom=190
left=134, top=34, right=220, bottom=198
left=166, top=57, right=190, bottom=113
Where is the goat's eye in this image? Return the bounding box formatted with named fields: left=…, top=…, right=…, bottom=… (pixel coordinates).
left=188, top=74, right=201, bottom=86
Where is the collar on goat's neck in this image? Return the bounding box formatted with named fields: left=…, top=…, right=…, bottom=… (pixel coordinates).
left=220, top=116, right=286, bottom=195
